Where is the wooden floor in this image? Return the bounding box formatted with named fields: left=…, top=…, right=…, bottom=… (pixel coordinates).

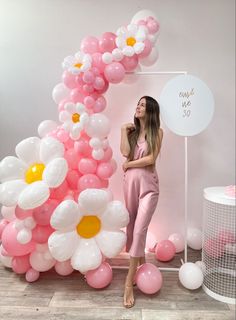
left=0, top=250, right=235, bottom=320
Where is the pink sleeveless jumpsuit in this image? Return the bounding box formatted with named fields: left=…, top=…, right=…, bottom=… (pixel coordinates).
left=123, top=139, right=159, bottom=257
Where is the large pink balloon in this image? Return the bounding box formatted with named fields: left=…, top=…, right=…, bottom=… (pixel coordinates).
left=50, top=180, right=69, bottom=200
left=66, top=169, right=81, bottom=190
left=78, top=174, right=102, bottom=191
left=74, top=137, right=92, bottom=157
left=81, top=36, right=99, bottom=54
left=99, top=32, right=116, bottom=53
left=25, top=268, right=40, bottom=282
left=55, top=260, right=74, bottom=276
left=155, top=240, right=176, bottom=262
left=86, top=262, right=112, bottom=289
left=121, top=55, right=139, bottom=71
left=136, top=263, right=163, bottom=294
left=1, top=221, right=35, bottom=256
left=104, top=62, right=125, bottom=84
left=79, top=158, right=97, bottom=174
left=33, top=199, right=59, bottom=226
left=96, top=162, right=113, bottom=179
left=12, top=254, right=31, bottom=274
left=32, top=225, right=54, bottom=244
left=65, top=148, right=81, bottom=170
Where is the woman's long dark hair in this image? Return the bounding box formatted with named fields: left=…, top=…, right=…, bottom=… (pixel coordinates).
left=128, top=96, right=161, bottom=160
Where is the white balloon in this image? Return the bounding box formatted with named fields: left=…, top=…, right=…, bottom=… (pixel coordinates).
left=187, top=227, right=203, bottom=250
left=0, top=156, right=26, bottom=183
left=0, top=180, right=26, bottom=207
left=131, top=9, right=158, bottom=24
left=40, top=137, right=65, bottom=164
left=112, top=48, right=123, bottom=61
left=79, top=188, right=109, bottom=214
left=95, top=230, right=126, bottom=258
left=15, top=137, right=41, bottom=165
left=179, top=262, right=204, bottom=290
left=168, top=233, right=185, bottom=253
left=38, top=120, right=58, bottom=138
left=0, top=252, right=12, bottom=268
left=16, top=228, right=32, bottom=244
left=23, top=217, right=36, bottom=229
left=140, top=46, right=159, bottom=66
left=18, top=181, right=50, bottom=210
left=92, top=149, right=104, bottom=160
left=42, top=158, right=68, bottom=188
left=89, top=137, right=103, bottom=149
left=195, top=261, right=206, bottom=274
left=50, top=200, right=80, bottom=231
left=86, top=113, right=111, bottom=139
left=102, top=52, right=113, bottom=64
left=101, top=201, right=129, bottom=230
left=30, top=251, right=55, bottom=272
left=52, top=83, right=70, bottom=104
left=1, top=206, right=16, bottom=222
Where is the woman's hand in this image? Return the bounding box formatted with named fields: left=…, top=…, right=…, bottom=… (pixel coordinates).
left=121, top=123, right=135, bottom=134
left=122, top=160, right=130, bottom=172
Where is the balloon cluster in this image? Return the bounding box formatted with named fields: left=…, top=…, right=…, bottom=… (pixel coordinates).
left=0, top=10, right=160, bottom=286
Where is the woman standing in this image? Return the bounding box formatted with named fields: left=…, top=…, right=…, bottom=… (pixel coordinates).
left=120, top=96, right=163, bottom=308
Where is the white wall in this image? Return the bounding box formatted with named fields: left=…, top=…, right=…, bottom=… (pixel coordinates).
left=0, top=0, right=235, bottom=240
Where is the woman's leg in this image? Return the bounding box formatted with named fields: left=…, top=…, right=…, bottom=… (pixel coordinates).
left=124, top=256, right=140, bottom=308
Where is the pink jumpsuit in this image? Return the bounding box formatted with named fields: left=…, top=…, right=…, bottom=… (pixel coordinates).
left=123, top=139, right=159, bottom=257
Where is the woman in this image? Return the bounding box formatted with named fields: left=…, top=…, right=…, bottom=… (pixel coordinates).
left=120, top=96, right=163, bottom=308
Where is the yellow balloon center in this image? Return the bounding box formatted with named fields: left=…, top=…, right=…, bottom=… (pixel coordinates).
left=72, top=113, right=80, bottom=123
left=126, top=37, right=136, bottom=46
left=76, top=215, right=101, bottom=239
left=74, top=62, right=83, bottom=69
left=25, top=163, right=45, bottom=184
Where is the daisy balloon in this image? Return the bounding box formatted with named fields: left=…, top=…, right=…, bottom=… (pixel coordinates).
left=62, top=51, right=92, bottom=75
left=0, top=137, right=68, bottom=210
left=48, top=188, right=129, bottom=273
left=59, top=102, right=89, bottom=140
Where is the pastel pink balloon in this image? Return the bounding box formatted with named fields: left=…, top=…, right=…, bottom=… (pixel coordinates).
left=100, top=179, right=109, bottom=188
left=74, top=138, right=92, bottom=157
left=83, top=84, right=94, bottom=94
left=1, top=246, right=10, bottom=257
left=155, top=240, right=176, bottom=262
left=96, top=162, right=113, bottom=179
left=81, top=36, right=99, bottom=54
left=78, top=174, right=102, bottom=191
left=65, top=148, right=80, bottom=169
left=204, top=238, right=224, bottom=258
left=146, top=19, right=160, bottom=34
left=95, top=78, right=109, bottom=94
left=86, top=262, right=112, bottom=289
left=104, top=62, right=125, bottom=84
left=15, top=206, right=33, bottom=220
left=56, top=129, right=69, bottom=143
left=138, top=39, right=152, bottom=58
left=66, top=169, right=81, bottom=190
left=93, top=96, right=106, bottom=113
left=58, top=98, right=71, bottom=112
left=70, top=88, right=86, bottom=103
left=64, top=137, right=74, bottom=150
left=99, top=32, right=116, bottom=53
left=62, top=70, right=77, bottom=89
left=0, top=219, right=9, bottom=239
left=12, top=254, right=31, bottom=274
left=32, top=225, right=54, bottom=244
left=101, top=147, right=113, bottom=162
left=79, top=158, right=97, bottom=175
left=121, top=55, right=139, bottom=71
left=25, top=268, right=40, bottom=282
left=84, top=96, right=95, bottom=109
left=1, top=221, right=35, bottom=256
left=50, top=180, right=69, bottom=200
left=136, top=263, right=163, bottom=294
left=55, top=260, right=74, bottom=276
left=93, top=76, right=105, bottom=91
left=218, top=230, right=235, bottom=244
left=33, top=199, right=59, bottom=226
left=83, top=70, right=95, bottom=84
left=92, top=52, right=106, bottom=72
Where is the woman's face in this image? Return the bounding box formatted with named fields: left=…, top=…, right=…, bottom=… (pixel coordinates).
left=135, top=98, right=146, bottom=119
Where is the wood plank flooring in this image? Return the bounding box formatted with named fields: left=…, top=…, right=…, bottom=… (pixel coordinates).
left=0, top=250, right=235, bottom=320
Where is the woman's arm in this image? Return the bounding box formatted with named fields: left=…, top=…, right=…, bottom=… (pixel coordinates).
left=120, top=123, right=135, bottom=157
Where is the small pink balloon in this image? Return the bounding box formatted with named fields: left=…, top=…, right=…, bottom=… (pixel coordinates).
left=93, top=95, right=107, bottom=113
left=101, top=147, right=112, bottom=162
left=218, top=230, right=235, bottom=244
left=32, top=225, right=54, bottom=244
left=155, top=240, right=176, bottom=262
left=33, top=199, right=59, bottom=226
left=96, top=162, right=113, bottom=179
left=25, top=268, right=40, bottom=282
left=50, top=180, right=69, bottom=200
left=204, top=238, right=224, bottom=258
left=99, top=32, right=116, bottom=53
left=55, top=260, right=74, bottom=276
left=83, top=70, right=95, bottom=84
left=15, top=206, right=33, bottom=220
left=81, top=36, right=99, bottom=54
left=64, top=138, right=74, bottom=150
left=95, top=79, right=109, bottom=94
left=79, top=158, right=97, bottom=175
left=136, top=263, right=163, bottom=294
left=70, top=88, right=86, bottom=103
left=1, top=221, right=35, bottom=256
left=0, top=219, right=8, bottom=239
left=84, top=96, right=96, bottom=109
left=104, top=62, right=125, bottom=84
left=86, top=262, right=112, bottom=289
left=121, top=55, right=139, bottom=71
left=62, top=70, right=77, bottom=89
left=56, top=129, right=69, bottom=143
left=78, top=174, right=102, bottom=191
left=93, top=76, right=105, bottom=91
left=138, top=39, right=152, bottom=58
left=83, top=84, right=94, bottom=94
left=66, top=169, right=81, bottom=190
left=146, top=19, right=160, bottom=34
left=12, top=254, right=31, bottom=274
left=92, top=52, right=106, bottom=72
left=74, top=137, right=92, bottom=157
left=65, top=148, right=80, bottom=169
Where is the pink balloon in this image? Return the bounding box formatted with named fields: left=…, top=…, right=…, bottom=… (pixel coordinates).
left=146, top=18, right=160, bottom=34
left=136, top=263, right=163, bottom=294
left=84, top=96, right=96, bottom=109
left=65, top=148, right=80, bottom=169
left=204, top=238, right=224, bottom=258
left=92, top=52, right=106, bottom=72
left=93, top=96, right=107, bottom=113
left=83, top=70, right=95, bottom=84
left=66, top=169, right=81, bottom=190
left=33, top=199, right=59, bottom=226
left=79, top=158, right=97, bottom=175
left=58, top=98, right=72, bottom=112
left=0, top=219, right=8, bottom=239
left=155, top=240, right=176, bottom=262
left=12, top=254, right=31, bottom=274
left=96, top=162, right=113, bottom=179
left=1, top=221, right=35, bottom=256
left=25, top=268, right=40, bottom=282
left=50, top=180, right=69, bottom=200
left=100, top=179, right=109, bottom=188
left=64, top=137, right=74, bottom=150
left=101, top=147, right=112, bottom=162
left=78, top=174, right=102, bottom=191
left=138, top=39, right=152, bottom=58
left=32, top=225, right=54, bottom=244
left=74, top=137, right=92, bottom=157
left=218, top=230, right=235, bottom=244
left=121, top=55, right=139, bottom=71
left=99, top=32, right=116, bottom=53
left=70, top=88, right=86, bottom=103
left=83, top=84, right=94, bottom=94
left=95, top=78, right=109, bottom=94
left=62, top=70, right=77, bottom=89
left=56, top=129, right=69, bottom=143
left=104, top=62, right=125, bottom=84
left=93, top=76, right=105, bottom=91
left=81, top=36, right=99, bottom=54
left=86, top=262, right=112, bottom=289
left=55, top=260, right=74, bottom=276
left=15, top=206, right=33, bottom=220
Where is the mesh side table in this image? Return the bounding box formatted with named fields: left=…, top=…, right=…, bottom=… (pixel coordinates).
left=202, top=187, right=236, bottom=304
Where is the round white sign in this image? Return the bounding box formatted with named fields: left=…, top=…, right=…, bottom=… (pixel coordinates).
left=159, top=75, right=214, bottom=136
